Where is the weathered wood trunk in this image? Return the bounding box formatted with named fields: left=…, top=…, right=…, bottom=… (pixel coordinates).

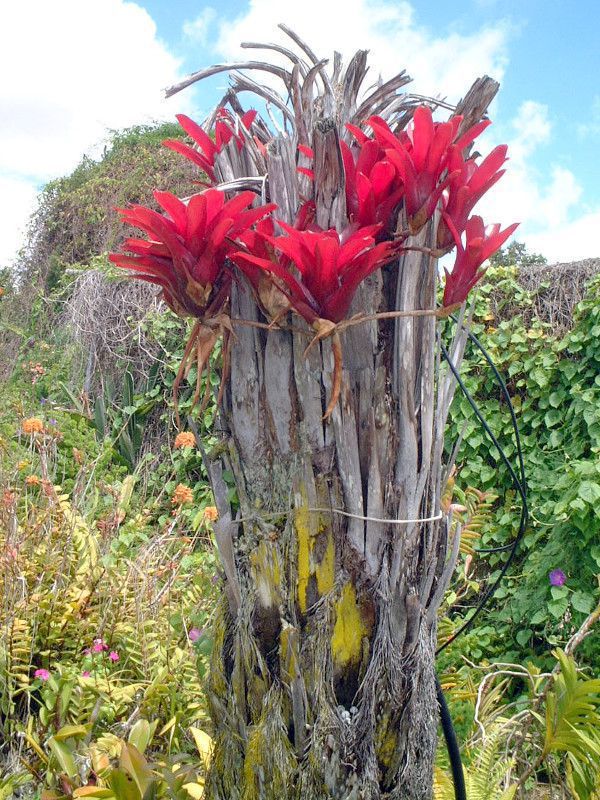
left=169, top=41, right=499, bottom=800
left=207, top=245, right=442, bottom=799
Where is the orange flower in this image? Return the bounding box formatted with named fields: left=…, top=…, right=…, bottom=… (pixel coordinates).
left=174, top=431, right=196, bottom=449
left=22, top=417, right=44, bottom=435
left=25, top=475, right=41, bottom=486
left=0, top=286, right=4, bottom=297
left=203, top=505, right=218, bottom=522
left=172, top=484, right=194, bottom=506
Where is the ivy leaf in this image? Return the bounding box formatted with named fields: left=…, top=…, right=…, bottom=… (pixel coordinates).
left=571, top=591, right=594, bottom=615
left=548, top=597, right=569, bottom=618
left=544, top=409, right=562, bottom=428
left=577, top=481, right=600, bottom=504
left=516, top=629, right=532, bottom=646
left=530, top=609, right=546, bottom=625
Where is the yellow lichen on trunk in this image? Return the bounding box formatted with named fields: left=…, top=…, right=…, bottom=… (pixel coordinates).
left=250, top=540, right=282, bottom=608
left=241, top=690, right=296, bottom=800
left=279, top=622, right=300, bottom=683
left=295, top=491, right=335, bottom=614
left=331, top=582, right=369, bottom=669
left=375, top=714, right=398, bottom=769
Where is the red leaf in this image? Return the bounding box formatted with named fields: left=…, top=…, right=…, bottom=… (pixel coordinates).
left=176, top=114, right=218, bottom=159
left=162, top=140, right=215, bottom=181
left=154, top=191, right=187, bottom=233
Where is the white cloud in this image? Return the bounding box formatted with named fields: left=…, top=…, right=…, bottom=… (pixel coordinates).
left=183, top=7, right=217, bottom=45
left=0, top=0, right=188, bottom=268
left=525, top=210, right=600, bottom=262
left=212, top=0, right=510, bottom=102
left=576, top=95, right=600, bottom=139
left=475, top=100, right=599, bottom=262
left=0, top=177, right=39, bottom=267
left=507, top=100, right=551, bottom=160
left=478, top=102, right=578, bottom=228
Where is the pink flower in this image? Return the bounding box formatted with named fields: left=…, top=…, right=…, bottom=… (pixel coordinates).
left=92, top=638, right=108, bottom=653
left=108, top=651, right=120, bottom=662
left=81, top=671, right=91, bottom=678
left=34, top=668, right=50, bottom=681
left=188, top=627, right=203, bottom=642
left=83, top=648, right=91, bottom=656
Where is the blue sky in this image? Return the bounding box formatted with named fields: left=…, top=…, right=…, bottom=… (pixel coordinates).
left=1, top=0, right=599, bottom=266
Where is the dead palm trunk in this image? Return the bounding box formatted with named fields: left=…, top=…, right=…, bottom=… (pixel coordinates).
left=165, top=33, right=499, bottom=800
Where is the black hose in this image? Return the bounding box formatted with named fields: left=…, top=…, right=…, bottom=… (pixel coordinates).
left=453, top=318, right=527, bottom=554
left=436, top=675, right=467, bottom=800
left=436, top=338, right=528, bottom=653
left=434, top=316, right=529, bottom=799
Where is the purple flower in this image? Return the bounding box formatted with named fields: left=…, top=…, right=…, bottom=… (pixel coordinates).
left=92, top=638, right=108, bottom=653
left=34, top=668, right=50, bottom=681
left=188, top=627, right=203, bottom=643
left=108, top=651, right=120, bottom=662
left=49, top=418, right=58, bottom=426
left=40, top=397, right=47, bottom=405
left=549, top=569, right=566, bottom=587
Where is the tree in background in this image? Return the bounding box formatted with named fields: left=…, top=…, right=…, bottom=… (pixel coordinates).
left=490, top=239, right=547, bottom=268
left=110, top=29, right=516, bottom=800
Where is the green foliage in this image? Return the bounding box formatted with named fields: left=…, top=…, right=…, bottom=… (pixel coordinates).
left=18, top=122, right=194, bottom=293
left=442, top=267, right=600, bottom=669
left=0, top=410, right=219, bottom=789
left=542, top=649, right=600, bottom=794
left=489, top=240, right=547, bottom=268
left=435, top=650, right=600, bottom=799
left=20, top=717, right=210, bottom=799
left=435, top=731, right=517, bottom=800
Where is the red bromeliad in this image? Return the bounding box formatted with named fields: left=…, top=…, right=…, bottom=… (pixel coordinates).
left=366, top=107, right=487, bottom=233
left=341, top=127, right=404, bottom=230
left=163, top=109, right=258, bottom=185
left=110, top=187, right=275, bottom=422
left=110, top=188, right=275, bottom=317
left=437, top=144, right=509, bottom=251
left=231, top=223, right=399, bottom=325
left=442, top=215, right=519, bottom=308
left=233, top=202, right=318, bottom=321
left=232, top=223, right=401, bottom=418
left=113, top=103, right=517, bottom=420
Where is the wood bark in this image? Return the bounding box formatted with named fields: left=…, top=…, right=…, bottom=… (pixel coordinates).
left=171, top=37, right=499, bottom=799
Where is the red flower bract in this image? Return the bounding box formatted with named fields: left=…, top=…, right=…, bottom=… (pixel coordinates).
left=442, top=215, right=519, bottom=308
left=437, top=144, right=509, bottom=251
left=163, top=110, right=258, bottom=185
left=367, top=107, right=490, bottom=233
left=109, top=188, right=276, bottom=318
left=341, top=127, right=404, bottom=230
left=232, top=223, right=400, bottom=324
